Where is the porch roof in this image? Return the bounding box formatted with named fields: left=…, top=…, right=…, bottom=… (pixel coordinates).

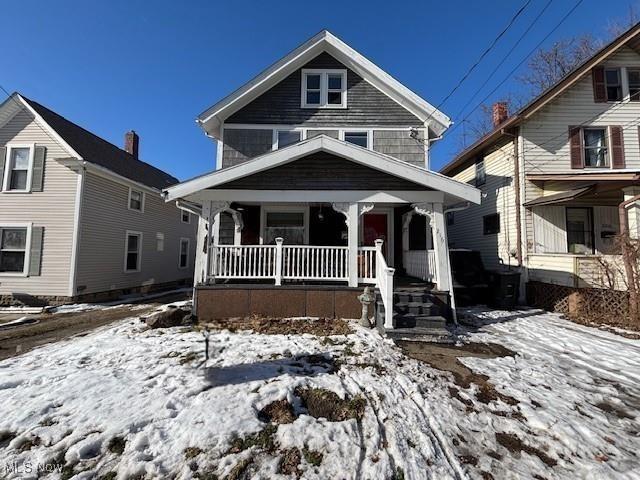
left=523, top=185, right=595, bottom=207
left=164, top=135, right=481, bottom=205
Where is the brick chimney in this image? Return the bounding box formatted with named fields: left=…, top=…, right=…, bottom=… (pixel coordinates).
left=492, top=102, right=509, bottom=128
left=124, top=130, right=139, bottom=159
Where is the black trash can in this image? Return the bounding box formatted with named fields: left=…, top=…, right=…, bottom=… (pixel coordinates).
left=488, top=270, right=521, bottom=310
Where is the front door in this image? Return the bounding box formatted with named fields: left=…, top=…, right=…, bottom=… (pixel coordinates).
left=362, top=213, right=389, bottom=257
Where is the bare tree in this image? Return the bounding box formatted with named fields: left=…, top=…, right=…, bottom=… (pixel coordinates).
left=607, top=4, right=639, bottom=37
left=517, top=34, right=603, bottom=95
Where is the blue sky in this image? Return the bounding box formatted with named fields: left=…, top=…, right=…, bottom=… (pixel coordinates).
left=1, top=0, right=637, bottom=179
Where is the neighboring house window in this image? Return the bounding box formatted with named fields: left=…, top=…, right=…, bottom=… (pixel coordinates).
left=275, top=130, right=301, bottom=149
left=446, top=212, right=455, bottom=226
left=128, top=188, right=144, bottom=211
left=2, top=146, right=32, bottom=192
left=583, top=128, right=608, bottom=167
left=628, top=68, right=640, bottom=101
left=179, top=238, right=190, bottom=269
left=475, top=159, right=486, bottom=186
left=0, top=227, right=28, bottom=273
left=483, top=214, right=500, bottom=235
left=181, top=210, right=190, bottom=223
left=566, top=207, right=594, bottom=254
left=343, top=131, right=369, bottom=148
left=124, top=231, right=142, bottom=272
left=301, top=69, right=347, bottom=108
left=605, top=68, right=622, bottom=101
left=264, top=209, right=307, bottom=245
left=156, top=232, right=164, bottom=252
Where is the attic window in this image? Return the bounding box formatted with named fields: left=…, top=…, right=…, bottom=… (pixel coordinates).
left=604, top=69, right=622, bottom=101
left=301, top=69, right=347, bottom=108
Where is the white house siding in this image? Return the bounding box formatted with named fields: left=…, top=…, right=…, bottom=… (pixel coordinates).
left=521, top=47, right=640, bottom=176
left=75, top=172, right=196, bottom=295
left=447, top=139, right=519, bottom=270
left=0, top=110, right=77, bottom=297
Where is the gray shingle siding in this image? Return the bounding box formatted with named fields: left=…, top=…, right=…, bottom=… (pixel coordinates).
left=225, top=52, right=421, bottom=126
left=215, top=152, right=431, bottom=191
left=373, top=130, right=425, bottom=168
left=222, top=128, right=272, bottom=168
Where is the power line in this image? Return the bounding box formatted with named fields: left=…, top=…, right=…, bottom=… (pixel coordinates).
left=443, top=0, right=584, bottom=142
left=421, top=0, right=533, bottom=126
left=452, top=0, right=554, bottom=122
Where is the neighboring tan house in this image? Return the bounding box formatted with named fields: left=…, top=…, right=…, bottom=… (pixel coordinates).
left=164, top=31, right=480, bottom=336
left=441, top=24, right=640, bottom=314
left=0, top=93, right=196, bottom=305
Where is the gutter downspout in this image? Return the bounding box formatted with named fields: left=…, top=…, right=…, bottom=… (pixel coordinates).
left=443, top=202, right=471, bottom=324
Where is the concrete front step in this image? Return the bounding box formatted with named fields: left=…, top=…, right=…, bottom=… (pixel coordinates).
left=394, top=314, right=448, bottom=329
left=394, top=301, right=440, bottom=316
left=384, top=327, right=455, bottom=343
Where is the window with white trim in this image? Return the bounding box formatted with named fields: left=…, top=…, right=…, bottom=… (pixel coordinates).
left=628, top=68, right=640, bottom=101
left=128, top=188, right=144, bottom=211
left=0, top=227, right=28, bottom=273
left=124, top=231, right=142, bottom=272
left=3, top=146, right=32, bottom=192
left=605, top=68, right=622, bottom=101
left=276, top=130, right=301, bottom=149
left=583, top=128, right=608, bottom=167
left=181, top=210, right=190, bottom=223
left=179, top=238, right=190, bottom=269
left=301, top=69, right=347, bottom=108
left=343, top=131, right=369, bottom=148
left=264, top=209, right=307, bottom=245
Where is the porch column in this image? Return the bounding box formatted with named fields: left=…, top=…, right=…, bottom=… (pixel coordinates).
left=194, top=201, right=211, bottom=286
left=624, top=186, right=640, bottom=239
left=332, top=202, right=360, bottom=287
left=412, top=202, right=452, bottom=292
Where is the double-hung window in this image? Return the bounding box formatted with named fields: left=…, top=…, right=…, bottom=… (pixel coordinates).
left=124, top=231, right=142, bottom=272
left=179, top=238, right=190, bottom=269
left=0, top=227, right=28, bottom=273
left=128, top=188, right=144, bottom=211
left=275, top=130, right=301, bottom=149
left=583, top=128, right=608, bottom=167
left=604, top=68, right=622, bottom=101
left=343, top=131, right=369, bottom=148
left=3, top=146, right=32, bottom=192
left=263, top=208, right=307, bottom=245
left=301, top=69, right=347, bottom=108
left=628, top=68, right=640, bottom=101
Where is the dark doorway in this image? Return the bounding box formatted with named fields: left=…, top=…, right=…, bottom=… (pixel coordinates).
left=309, top=205, right=346, bottom=246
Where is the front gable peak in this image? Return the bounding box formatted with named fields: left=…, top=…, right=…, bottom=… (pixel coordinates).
left=197, top=31, right=451, bottom=138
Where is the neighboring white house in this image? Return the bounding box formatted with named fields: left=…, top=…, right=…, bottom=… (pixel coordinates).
left=0, top=93, right=196, bottom=305
left=164, top=30, right=480, bottom=334
left=441, top=24, right=640, bottom=311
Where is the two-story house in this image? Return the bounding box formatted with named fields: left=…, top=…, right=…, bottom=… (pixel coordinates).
left=441, top=24, right=640, bottom=315
left=165, top=31, right=480, bottom=335
left=0, top=93, right=197, bottom=306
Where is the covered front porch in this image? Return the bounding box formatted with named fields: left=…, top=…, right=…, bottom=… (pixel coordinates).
left=165, top=135, right=480, bottom=330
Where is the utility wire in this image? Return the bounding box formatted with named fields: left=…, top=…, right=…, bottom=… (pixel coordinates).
left=452, top=0, right=554, bottom=122
left=420, top=0, right=533, bottom=127
left=443, top=0, right=584, bottom=143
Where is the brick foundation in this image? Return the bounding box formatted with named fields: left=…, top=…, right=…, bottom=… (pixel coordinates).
left=195, top=285, right=363, bottom=321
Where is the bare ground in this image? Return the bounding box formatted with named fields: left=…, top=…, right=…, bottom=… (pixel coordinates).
left=0, top=291, right=190, bottom=361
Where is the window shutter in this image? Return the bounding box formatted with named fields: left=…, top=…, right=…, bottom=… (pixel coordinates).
left=610, top=126, right=625, bottom=168
left=0, top=146, right=6, bottom=187
left=592, top=67, right=606, bottom=102
left=31, top=146, right=46, bottom=192
left=569, top=126, right=583, bottom=169
left=28, top=227, right=44, bottom=276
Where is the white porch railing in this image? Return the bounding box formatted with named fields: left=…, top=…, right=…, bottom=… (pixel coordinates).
left=374, top=239, right=395, bottom=329
left=403, top=249, right=437, bottom=282
left=210, top=244, right=277, bottom=279
left=358, top=246, right=377, bottom=284
left=282, top=245, right=349, bottom=281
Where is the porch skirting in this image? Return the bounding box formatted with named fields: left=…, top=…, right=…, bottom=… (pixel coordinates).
left=526, top=281, right=629, bottom=317
left=195, top=284, right=363, bottom=321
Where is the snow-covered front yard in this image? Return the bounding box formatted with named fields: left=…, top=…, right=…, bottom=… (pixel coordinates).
left=1, top=305, right=639, bottom=479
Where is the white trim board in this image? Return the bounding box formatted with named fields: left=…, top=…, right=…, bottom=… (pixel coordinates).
left=193, top=190, right=444, bottom=204
left=197, top=30, right=451, bottom=138
left=164, top=135, right=480, bottom=204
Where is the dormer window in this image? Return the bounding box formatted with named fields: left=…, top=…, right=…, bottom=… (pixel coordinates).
left=301, top=69, right=347, bottom=108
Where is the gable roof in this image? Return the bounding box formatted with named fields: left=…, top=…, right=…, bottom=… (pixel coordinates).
left=2, top=93, right=179, bottom=190
left=440, top=22, right=640, bottom=177
left=197, top=30, right=451, bottom=138
left=164, top=135, right=480, bottom=204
